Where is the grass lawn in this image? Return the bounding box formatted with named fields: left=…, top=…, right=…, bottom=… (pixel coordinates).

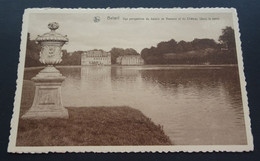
left=16, top=80, right=172, bottom=146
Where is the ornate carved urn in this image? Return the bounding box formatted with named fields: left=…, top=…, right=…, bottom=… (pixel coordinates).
left=22, top=22, right=69, bottom=119
left=34, top=22, right=68, bottom=78
left=37, top=22, right=68, bottom=64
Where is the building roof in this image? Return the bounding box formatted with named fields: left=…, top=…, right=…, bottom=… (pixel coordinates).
left=82, top=50, right=111, bottom=57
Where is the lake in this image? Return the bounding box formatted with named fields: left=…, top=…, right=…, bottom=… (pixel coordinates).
left=23, top=65, right=247, bottom=145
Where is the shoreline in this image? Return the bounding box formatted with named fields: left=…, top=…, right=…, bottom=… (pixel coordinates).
left=24, top=64, right=238, bottom=70
left=17, top=106, right=172, bottom=146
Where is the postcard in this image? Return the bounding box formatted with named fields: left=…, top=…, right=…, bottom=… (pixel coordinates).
left=8, top=8, right=253, bottom=153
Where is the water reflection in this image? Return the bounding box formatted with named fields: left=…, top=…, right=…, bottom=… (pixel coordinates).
left=24, top=66, right=247, bottom=145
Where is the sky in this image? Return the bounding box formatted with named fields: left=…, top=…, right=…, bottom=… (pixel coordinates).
left=27, top=11, right=234, bottom=53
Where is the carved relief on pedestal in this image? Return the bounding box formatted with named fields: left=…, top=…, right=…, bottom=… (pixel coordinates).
left=39, top=45, right=62, bottom=64
left=38, top=88, right=56, bottom=105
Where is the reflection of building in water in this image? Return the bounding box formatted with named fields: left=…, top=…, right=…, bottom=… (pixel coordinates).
left=81, top=50, right=111, bottom=65
left=111, top=67, right=141, bottom=80
left=110, top=67, right=143, bottom=96
left=110, top=67, right=142, bottom=92
left=116, top=55, right=144, bottom=65
left=81, top=66, right=111, bottom=93
left=81, top=66, right=111, bottom=83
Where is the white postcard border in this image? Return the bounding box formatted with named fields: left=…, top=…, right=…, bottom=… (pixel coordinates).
left=8, top=8, right=254, bottom=153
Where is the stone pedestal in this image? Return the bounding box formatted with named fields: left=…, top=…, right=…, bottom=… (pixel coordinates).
left=22, top=66, right=68, bottom=119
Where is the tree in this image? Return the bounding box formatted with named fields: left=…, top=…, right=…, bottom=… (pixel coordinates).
left=191, top=38, right=218, bottom=50
left=218, top=26, right=237, bottom=64
left=218, top=26, right=236, bottom=51
left=110, top=48, right=125, bottom=64
left=60, top=50, right=82, bottom=66
left=25, top=33, right=42, bottom=67
left=124, top=48, right=139, bottom=55
left=157, top=39, right=178, bottom=54
left=110, top=47, right=139, bottom=64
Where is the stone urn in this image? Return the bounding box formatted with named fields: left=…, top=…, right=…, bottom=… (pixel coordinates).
left=22, top=22, right=69, bottom=119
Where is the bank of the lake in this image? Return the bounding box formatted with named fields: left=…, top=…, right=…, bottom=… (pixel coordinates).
left=24, top=64, right=238, bottom=70
left=16, top=81, right=172, bottom=146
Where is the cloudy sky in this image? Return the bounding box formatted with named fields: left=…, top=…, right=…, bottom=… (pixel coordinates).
left=27, top=11, right=234, bottom=53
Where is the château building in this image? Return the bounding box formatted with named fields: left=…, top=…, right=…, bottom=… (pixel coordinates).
left=81, top=50, right=111, bottom=65
left=116, top=55, right=144, bottom=65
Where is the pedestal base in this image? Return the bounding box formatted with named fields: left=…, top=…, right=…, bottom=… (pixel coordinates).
left=22, top=66, right=68, bottom=119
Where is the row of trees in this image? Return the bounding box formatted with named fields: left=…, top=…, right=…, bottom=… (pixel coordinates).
left=140, top=26, right=237, bottom=64
left=25, top=26, right=237, bottom=67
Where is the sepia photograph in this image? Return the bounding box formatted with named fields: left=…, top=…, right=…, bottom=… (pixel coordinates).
left=8, top=8, right=253, bottom=153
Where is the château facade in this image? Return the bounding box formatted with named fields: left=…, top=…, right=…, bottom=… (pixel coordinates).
left=116, top=55, right=144, bottom=65
left=81, top=50, right=111, bottom=65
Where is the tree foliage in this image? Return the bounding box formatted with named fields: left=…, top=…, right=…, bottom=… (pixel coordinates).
left=25, top=33, right=41, bottom=67
left=141, top=26, right=237, bottom=64
left=141, top=38, right=219, bottom=64
left=218, top=26, right=236, bottom=57
left=219, top=26, right=236, bottom=50
left=110, top=47, right=139, bottom=64
left=59, top=50, right=81, bottom=66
